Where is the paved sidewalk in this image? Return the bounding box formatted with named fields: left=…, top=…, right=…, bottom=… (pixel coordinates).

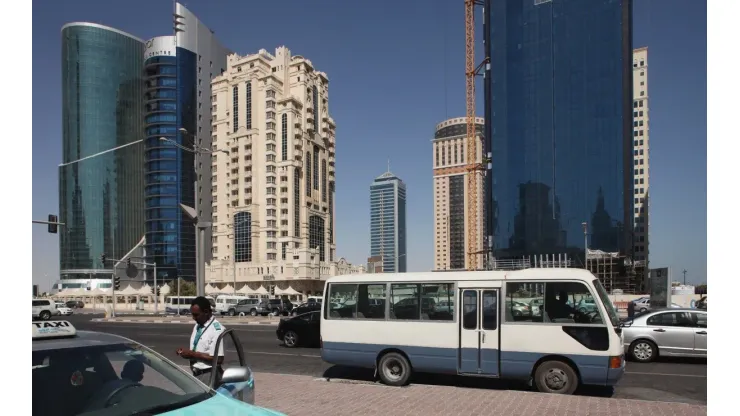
left=91, top=316, right=279, bottom=326
left=254, top=373, right=707, bottom=416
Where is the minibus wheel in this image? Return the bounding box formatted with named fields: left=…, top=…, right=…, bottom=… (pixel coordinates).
left=378, top=352, right=411, bottom=386
left=534, top=360, right=579, bottom=395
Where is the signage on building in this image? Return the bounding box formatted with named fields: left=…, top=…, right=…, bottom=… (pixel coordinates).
left=263, top=275, right=275, bottom=281
left=144, top=36, right=176, bottom=60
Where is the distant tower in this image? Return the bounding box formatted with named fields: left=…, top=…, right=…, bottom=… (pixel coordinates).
left=369, top=164, right=407, bottom=273
left=432, top=117, right=485, bottom=270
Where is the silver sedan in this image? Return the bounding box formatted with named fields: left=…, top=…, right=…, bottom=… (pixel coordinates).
left=622, top=308, right=707, bottom=362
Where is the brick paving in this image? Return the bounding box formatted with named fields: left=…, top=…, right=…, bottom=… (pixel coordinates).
left=254, top=373, right=707, bottom=416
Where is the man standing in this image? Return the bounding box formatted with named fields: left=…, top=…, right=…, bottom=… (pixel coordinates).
left=176, top=296, right=225, bottom=387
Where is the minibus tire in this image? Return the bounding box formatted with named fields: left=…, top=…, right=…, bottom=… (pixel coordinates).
left=378, top=352, right=411, bottom=386
left=534, top=360, right=579, bottom=395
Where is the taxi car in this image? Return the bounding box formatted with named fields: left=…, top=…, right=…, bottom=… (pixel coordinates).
left=32, top=320, right=286, bottom=416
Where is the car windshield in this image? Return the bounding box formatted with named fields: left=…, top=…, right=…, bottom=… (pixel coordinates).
left=592, top=279, right=620, bottom=327
left=32, top=342, right=212, bottom=416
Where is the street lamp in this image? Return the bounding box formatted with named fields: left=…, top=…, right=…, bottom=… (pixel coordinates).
left=159, top=132, right=229, bottom=296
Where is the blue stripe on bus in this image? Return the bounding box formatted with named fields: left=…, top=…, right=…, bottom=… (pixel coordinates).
left=321, top=341, right=614, bottom=386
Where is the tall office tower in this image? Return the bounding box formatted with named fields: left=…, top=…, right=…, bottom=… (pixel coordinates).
left=489, top=0, right=634, bottom=272
left=369, top=166, right=407, bottom=273
left=207, top=46, right=344, bottom=296
left=432, top=117, right=485, bottom=271
left=59, top=23, right=145, bottom=286
left=143, top=3, right=230, bottom=283
left=632, top=47, right=649, bottom=266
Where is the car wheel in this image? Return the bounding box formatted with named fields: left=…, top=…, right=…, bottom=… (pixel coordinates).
left=378, top=352, right=412, bottom=386
left=533, top=360, right=579, bottom=395
left=250, top=309, right=257, bottom=316
left=283, top=330, right=299, bottom=348
left=228, top=309, right=236, bottom=316
left=272, top=309, right=279, bottom=316
left=630, top=339, right=657, bottom=363
left=639, top=307, right=647, bottom=313
left=291, top=310, right=297, bottom=316
left=578, top=307, right=587, bottom=313
left=39, top=311, right=52, bottom=321
left=238, top=312, right=246, bottom=316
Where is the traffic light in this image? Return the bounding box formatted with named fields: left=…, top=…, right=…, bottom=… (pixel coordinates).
left=48, top=214, right=58, bottom=234
left=270, top=285, right=275, bottom=296
left=100, top=253, right=107, bottom=265
left=127, top=257, right=132, bottom=267
left=114, top=276, right=121, bottom=291
left=156, top=286, right=161, bottom=296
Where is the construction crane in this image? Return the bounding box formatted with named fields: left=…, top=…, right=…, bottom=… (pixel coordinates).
left=464, top=0, right=489, bottom=270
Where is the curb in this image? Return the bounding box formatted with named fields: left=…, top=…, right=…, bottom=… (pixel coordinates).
left=91, top=318, right=278, bottom=326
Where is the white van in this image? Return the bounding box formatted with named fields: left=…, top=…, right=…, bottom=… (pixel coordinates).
left=164, top=296, right=215, bottom=315
left=215, top=295, right=249, bottom=315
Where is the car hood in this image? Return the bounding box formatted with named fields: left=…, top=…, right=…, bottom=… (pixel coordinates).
left=159, top=393, right=286, bottom=416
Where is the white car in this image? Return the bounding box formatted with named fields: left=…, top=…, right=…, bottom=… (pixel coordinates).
left=32, top=299, right=59, bottom=320
left=55, top=303, right=73, bottom=316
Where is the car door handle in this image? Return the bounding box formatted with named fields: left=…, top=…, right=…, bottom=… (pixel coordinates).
left=653, top=328, right=666, bottom=332
left=478, top=330, right=486, bottom=343
left=696, top=331, right=707, bottom=335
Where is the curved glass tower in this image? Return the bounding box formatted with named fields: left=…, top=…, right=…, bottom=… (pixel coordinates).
left=59, top=23, right=145, bottom=281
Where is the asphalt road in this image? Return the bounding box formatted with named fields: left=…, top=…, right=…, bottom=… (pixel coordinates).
left=67, top=315, right=707, bottom=405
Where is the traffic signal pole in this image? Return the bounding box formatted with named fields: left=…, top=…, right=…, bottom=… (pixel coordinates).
left=102, top=254, right=159, bottom=316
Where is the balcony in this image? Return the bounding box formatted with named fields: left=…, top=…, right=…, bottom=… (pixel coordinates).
left=306, top=113, right=315, bottom=124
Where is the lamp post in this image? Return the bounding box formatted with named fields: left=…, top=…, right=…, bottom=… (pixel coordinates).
left=159, top=132, right=228, bottom=296
left=581, top=222, right=588, bottom=270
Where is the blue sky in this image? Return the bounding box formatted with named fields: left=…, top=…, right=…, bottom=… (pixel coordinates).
left=32, top=0, right=707, bottom=290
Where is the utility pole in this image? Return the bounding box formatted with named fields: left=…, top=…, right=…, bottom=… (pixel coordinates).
left=683, top=269, right=687, bottom=285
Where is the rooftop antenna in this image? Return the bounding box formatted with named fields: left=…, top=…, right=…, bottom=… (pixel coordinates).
left=387, top=158, right=391, bottom=173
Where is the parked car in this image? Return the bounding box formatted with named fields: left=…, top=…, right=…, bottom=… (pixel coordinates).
left=257, top=298, right=294, bottom=316
left=276, top=311, right=321, bottom=348
left=55, top=303, right=74, bottom=316
left=576, top=298, right=599, bottom=313
left=291, top=302, right=321, bottom=316
left=230, top=298, right=262, bottom=316
left=622, top=308, right=707, bottom=362
left=32, top=299, right=59, bottom=321
left=66, top=300, right=85, bottom=309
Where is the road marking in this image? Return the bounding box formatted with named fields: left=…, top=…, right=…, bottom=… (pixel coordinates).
left=625, top=371, right=706, bottom=378
left=245, top=351, right=321, bottom=358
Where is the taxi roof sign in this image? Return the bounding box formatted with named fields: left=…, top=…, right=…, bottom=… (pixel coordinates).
left=32, top=320, right=77, bottom=340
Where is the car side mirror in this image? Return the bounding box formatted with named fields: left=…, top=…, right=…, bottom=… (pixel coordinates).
left=220, top=366, right=251, bottom=384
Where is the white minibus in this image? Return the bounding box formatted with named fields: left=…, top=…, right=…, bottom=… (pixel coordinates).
left=320, top=268, right=624, bottom=395
left=164, top=296, right=215, bottom=315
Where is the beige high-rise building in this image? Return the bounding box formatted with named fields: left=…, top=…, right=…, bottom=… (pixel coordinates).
left=205, top=46, right=363, bottom=297
left=432, top=117, right=485, bottom=271
left=632, top=47, right=649, bottom=265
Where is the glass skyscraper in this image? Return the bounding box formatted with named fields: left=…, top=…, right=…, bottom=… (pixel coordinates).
left=488, top=0, right=633, bottom=265
left=369, top=169, right=407, bottom=273
left=59, top=23, right=145, bottom=282
left=143, top=3, right=230, bottom=283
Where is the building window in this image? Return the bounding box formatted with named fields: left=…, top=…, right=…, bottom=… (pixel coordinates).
left=282, top=242, right=288, bottom=260
left=234, top=212, right=252, bottom=262
left=309, top=214, right=325, bottom=261
left=321, top=160, right=327, bottom=202
left=306, top=152, right=312, bottom=196
left=435, top=146, right=439, bottom=167
left=328, top=181, right=334, bottom=245
left=313, top=145, right=319, bottom=190
left=233, top=85, right=239, bottom=132
left=294, top=168, right=301, bottom=237
left=246, top=82, right=252, bottom=130
left=312, top=85, right=319, bottom=133
left=281, top=114, right=288, bottom=161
